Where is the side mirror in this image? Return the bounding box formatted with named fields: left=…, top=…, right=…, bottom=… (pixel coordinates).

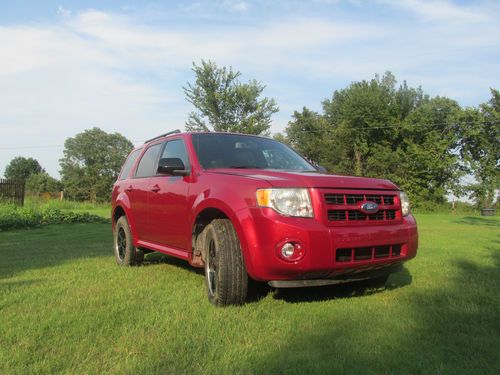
left=157, top=158, right=189, bottom=176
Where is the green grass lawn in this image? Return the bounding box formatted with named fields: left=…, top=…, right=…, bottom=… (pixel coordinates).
left=0, top=215, right=498, bottom=374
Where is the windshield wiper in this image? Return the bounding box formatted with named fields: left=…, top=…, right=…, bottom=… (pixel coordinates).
left=229, top=165, right=260, bottom=169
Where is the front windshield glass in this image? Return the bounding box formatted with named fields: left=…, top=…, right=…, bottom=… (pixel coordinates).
left=191, top=133, right=317, bottom=171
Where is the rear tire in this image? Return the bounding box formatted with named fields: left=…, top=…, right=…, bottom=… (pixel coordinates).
left=114, top=216, right=144, bottom=266
left=202, top=219, right=248, bottom=306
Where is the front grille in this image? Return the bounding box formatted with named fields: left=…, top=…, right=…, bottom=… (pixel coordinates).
left=324, top=192, right=399, bottom=224
left=369, top=211, right=385, bottom=220
left=325, top=193, right=396, bottom=206
left=336, top=244, right=403, bottom=263
left=328, top=210, right=346, bottom=221
left=328, top=209, right=397, bottom=221
left=325, top=194, right=344, bottom=205
left=386, top=210, right=396, bottom=220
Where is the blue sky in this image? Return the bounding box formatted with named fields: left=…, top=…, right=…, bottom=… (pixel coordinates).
left=1, top=0, right=499, bottom=178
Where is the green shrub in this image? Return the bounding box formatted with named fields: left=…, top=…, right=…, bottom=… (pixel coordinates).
left=0, top=205, right=109, bottom=231
left=25, top=172, right=63, bottom=195
left=411, top=200, right=481, bottom=215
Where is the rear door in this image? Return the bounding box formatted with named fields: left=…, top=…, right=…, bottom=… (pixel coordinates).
left=147, top=138, right=192, bottom=249
left=129, top=142, right=163, bottom=240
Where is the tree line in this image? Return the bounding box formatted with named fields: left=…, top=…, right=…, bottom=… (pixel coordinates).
left=3, top=61, right=499, bottom=208
left=4, top=128, right=132, bottom=202
left=283, top=77, right=499, bottom=210
left=185, top=61, right=498, bottom=209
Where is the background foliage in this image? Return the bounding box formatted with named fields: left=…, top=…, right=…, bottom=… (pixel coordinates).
left=184, top=60, right=279, bottom=135
left=0, top=204, right=108, bottom=231
left=59, top=127, right=133, bottom=202
left=281, top=73, right=499, bottom=208
left=25, top=172, right=63, bottom=195
left=4, top=157, right=43, bottom=181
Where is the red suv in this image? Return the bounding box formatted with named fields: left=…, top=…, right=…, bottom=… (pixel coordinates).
left=112, top=130, right=418, bottom=306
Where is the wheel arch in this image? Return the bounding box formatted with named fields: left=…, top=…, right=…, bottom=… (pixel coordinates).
left=112, top=195, right=139, bottom=245
left=113, top=205, right=126, bottom=225
left=189, top=200, right=257, bottom=276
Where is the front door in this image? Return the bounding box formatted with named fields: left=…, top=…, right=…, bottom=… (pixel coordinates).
left=147, top=138, right=192, bottom=250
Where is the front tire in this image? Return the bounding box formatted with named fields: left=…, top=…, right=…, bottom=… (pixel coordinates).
left=114, top=216, right=144, bottom=266
left=202, top=219, right=248, bottom=306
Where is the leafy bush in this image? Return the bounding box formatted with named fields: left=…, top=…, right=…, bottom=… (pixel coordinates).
left=0, top=205, right=109, bottom=231
left=25, top=172, right=63, bottom=195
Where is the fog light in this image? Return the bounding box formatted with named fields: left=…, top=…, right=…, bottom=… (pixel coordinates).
left=281, top=243, right=295, bottom=258
left=278, top=242, right=304, bottom=262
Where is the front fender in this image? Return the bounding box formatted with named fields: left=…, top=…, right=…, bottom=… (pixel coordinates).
left=190, top=189, right=262, bottom=278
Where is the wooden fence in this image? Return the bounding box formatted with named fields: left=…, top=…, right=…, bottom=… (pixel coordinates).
left=0, top=179, right=25, bottom=206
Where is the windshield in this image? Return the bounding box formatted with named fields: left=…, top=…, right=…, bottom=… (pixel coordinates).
left=191, top=133, right=317, bottom=171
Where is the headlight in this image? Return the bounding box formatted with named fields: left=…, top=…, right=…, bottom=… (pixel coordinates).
left=400, top=191, right=410, bottom=216
left=256, top=188, right=313, bottom=217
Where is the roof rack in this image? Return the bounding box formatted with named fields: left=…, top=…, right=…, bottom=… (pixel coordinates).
left=144, top=129, right=181, bottom=144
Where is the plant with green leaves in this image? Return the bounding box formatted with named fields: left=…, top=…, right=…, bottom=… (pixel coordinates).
left=59, top=127, right=133, bottom=202
left=3, top=156, right=43, bottom=181
left=322, top=72, right=425, bottom=177
left=284, top=107, right=334, bottom=170
left=0, top=204, right=108, bottom=231
left=184, top=60, right=279, bottom=135
left=25, top=172, right=63, bottom=195
left=284, top=72, right=466, bottom=208
left=458, top=89, right=500, bottom=208
left=396, top=97, right=464, bottom=206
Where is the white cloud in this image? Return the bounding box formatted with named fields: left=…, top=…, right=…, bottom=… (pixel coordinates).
left=379, top=0, right=488, bottom=22
left=223, top=1, right=249, bottom=12
left=57, top=6, right=72, bottom=19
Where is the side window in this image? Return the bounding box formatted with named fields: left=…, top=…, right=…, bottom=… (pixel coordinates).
left=118, top=149, right=142, bottom=180
left=160, top=139, right=190, bottom=169
left=135, top=143, right=162, bottom=178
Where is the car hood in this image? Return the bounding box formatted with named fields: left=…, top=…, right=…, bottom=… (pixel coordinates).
left=206, top=169, right=399, bottom=190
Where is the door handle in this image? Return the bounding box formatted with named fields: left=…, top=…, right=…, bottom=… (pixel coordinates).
left=125, top=185, right=133, bottom=192
left=150, top=184, right=160, bottom=193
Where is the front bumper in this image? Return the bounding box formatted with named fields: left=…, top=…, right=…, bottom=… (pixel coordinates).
left=241, top=207, right=418, bottom=282
left=268, top=262, right=403, bottom=288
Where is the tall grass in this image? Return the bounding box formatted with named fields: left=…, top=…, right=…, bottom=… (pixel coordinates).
left=24, top=196, right=110, bottom=211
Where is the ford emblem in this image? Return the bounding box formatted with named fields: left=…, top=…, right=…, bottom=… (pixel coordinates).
left=360, top=201, right=379, bottom=214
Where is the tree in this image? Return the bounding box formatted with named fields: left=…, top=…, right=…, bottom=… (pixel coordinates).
left=183, top=60, right=279, bottom=135
left=284, top=107, right=334, bottom=170
left=322, top=72, right=402, bottom=176
left=396, top=97, right=463, bottom=206
left=4, top=156, right=43, bottom=180
left=26, top=172, right=63, bottom=195
left=272, top=132, right=289, bottom=145
left=283, top=72, right=466, bottom=207
left=59, top=127, right=133, bottom=202
left=458, top=89, right=500, bottom=208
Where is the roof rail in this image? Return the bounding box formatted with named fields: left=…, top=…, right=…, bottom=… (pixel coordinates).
left=144, top=129, right=181, bottom=144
